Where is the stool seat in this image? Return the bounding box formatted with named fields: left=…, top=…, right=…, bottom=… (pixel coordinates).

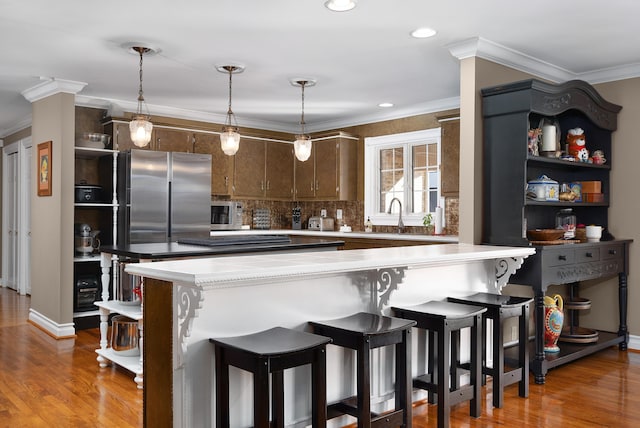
left=449, top=292, right=532, bottom=310
left=392, top=301, right=486, bottom=428
left=210, top=326, right=331, bottom=357
left=211, top=327, right=331, bottom=428
left=448, top=292, right=532, bottom=408
left=394, top=300, right=487, bottom=322
left=310, top=312, right=415, bottom=428
left=312, top=311, right=417, bottom=337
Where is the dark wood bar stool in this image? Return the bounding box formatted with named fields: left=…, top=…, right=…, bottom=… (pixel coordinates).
left=392, top=301, right=486, bottom=428
left=448, top=292, right=533, bottom=408
left=210, top=326, right=332, bottom=428
left=310, top=312, right=416, bottom=428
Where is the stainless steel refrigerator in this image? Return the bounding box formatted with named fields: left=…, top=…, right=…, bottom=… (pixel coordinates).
left=118, top=149, right=212, bottom=244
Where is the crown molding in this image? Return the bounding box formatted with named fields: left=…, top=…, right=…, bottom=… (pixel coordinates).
left=447, top=37, right=573, bottom=83
left=21, top=78, right=87, bottom=103
left=447, top=36, right=640, bottom=87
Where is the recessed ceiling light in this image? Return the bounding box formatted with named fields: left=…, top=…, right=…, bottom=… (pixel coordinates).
left=410, top=27, right=437, bottom=39
left=324, top=0, right=356, bottom=12
left=378, top=102, right=394, bottom=108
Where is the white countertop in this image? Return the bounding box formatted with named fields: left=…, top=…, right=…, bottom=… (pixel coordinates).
left=126, top=243, right=533, bottom=290
left=210, top=228, right=458, bottom=243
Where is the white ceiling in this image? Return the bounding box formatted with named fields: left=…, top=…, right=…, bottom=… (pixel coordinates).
left=1, top=0, right=639, bottom=138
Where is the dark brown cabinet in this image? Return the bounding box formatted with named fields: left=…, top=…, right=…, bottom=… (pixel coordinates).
left=482, top=78, right=631, bottom=384
left=103, top=120, right=139, bottom=152
left=294, top=133, right=357, bottom=201
left=233, top=139, right=294, bottom=200
left=193, top=132, right=233, bottom=196
left=153, top=128, right=193, bottom=153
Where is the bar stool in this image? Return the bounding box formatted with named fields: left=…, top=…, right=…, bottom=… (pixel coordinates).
left=448, top=292, right=532, bottom=408
left=391, top=301, right=486, bottom=428
left=210, top=326, right=332, bottom=428
left=309, top=312, right=416, bottom=428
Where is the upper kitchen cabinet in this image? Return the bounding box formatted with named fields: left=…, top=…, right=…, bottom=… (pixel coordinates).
left=438, top=116, right=460, bottom=196
left=294, top=132, right=358, bottom=201
left=232, top=139, right=294, bottom=200
left=153, top=128, right=193, bottom=153
left=103, top=119, right=140, bottom=152
left=193, top=132, right=234, bottom=196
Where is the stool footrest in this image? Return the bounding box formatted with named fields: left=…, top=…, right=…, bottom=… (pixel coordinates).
left=501, top=367, right=524, bottom=387
left=413, top=374, right=436, bottom=393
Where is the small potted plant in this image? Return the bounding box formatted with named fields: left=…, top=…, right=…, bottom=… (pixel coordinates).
left=423, top=213, right=434, bottom=235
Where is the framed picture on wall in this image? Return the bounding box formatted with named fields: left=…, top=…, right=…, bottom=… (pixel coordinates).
left=37, top=141, right=52, bottom=196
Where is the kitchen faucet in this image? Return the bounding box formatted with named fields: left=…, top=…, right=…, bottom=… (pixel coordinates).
left=387, top=197, right=404, bottom=234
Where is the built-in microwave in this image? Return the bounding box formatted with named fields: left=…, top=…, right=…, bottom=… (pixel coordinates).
left=211, top=201, right=243, bottom=230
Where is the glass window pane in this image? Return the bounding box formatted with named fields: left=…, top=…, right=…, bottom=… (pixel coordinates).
left=413, top=144, right=427, bottom=168
left=427, top=143, right=438, bottom=166
left=393, top=147, right=404, bottom=169
left=380, top=148, right=394, bottom=170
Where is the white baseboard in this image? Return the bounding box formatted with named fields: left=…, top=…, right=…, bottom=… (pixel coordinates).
left=28, top=308, right=76, bottom=339
left=627, top=334, right=640, bottom=351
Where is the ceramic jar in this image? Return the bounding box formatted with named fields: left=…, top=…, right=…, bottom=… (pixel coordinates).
left=544, top=294, right=564, bottom=353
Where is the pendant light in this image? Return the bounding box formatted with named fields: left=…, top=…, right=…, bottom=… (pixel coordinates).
left=216, top=65, right=244, bottom=156
left=292, top=79, right=316, bottom=162
left=129, top=46, right=154, bottom=148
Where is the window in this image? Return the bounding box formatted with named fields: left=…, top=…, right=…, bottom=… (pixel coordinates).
left=364, top=128, right=441, bottom=226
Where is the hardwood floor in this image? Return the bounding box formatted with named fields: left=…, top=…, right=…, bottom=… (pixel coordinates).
left=2, top=286, right=639, bottom=427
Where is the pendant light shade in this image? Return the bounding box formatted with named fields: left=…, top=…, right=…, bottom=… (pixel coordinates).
left=129, top=46, right=154, bottom=148
left=292, top=79, right=316, bottom=162
left=217, top=65, right=244, bottom=156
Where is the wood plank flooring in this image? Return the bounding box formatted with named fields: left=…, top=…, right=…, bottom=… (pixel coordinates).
left=2, top=286, right=639, bottom=427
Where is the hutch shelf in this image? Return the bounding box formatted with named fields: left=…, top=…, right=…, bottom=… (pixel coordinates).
left=481, top=79, right=631, bottom=384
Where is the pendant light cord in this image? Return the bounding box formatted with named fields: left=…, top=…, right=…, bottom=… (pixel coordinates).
left=300, top=81, right=306, bottom=135
left=137, top=49, right=145, bottom=105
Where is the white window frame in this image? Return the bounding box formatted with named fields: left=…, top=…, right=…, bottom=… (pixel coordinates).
left=364, top=128, right=441, bottom=226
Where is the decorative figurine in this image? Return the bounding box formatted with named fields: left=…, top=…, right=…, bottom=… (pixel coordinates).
left=567, top=128, right=589, bottom=162
left=544, top=294, right=564, bottom=353
left=528, top=128, right=541, bottom=156
left=592, top=149, right=606, bottom=165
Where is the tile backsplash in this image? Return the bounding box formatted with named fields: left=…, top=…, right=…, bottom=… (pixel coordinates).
left=218, top=197, right=459, bottom=236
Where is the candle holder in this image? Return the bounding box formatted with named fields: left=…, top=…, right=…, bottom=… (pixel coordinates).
left=538, top=117, right=561, bottom=157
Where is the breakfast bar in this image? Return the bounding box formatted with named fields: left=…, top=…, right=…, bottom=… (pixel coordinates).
left=126, top=243, right=535, bottom=427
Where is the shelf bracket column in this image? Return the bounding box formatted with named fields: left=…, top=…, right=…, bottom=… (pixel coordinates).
left=174, top=284, right=203, bottom=369
left=494, top=256, right=528, bottom=293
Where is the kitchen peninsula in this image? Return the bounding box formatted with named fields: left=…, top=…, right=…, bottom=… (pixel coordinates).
left=125, top=243, right=534, bottom=427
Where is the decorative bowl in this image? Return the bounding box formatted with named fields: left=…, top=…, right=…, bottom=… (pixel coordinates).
left=526, top=229, right=565, bottom=241
left=76, top=133, right=112, bottom=149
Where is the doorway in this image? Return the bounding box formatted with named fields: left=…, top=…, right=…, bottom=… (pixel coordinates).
left=2, top=137, right=32, bottom=295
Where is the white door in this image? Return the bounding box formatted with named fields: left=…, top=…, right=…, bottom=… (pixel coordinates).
left=2, top=138, right=32, bottom=295
left=2, top=145, right=19, bottom=290
left=19, top=139, right=32, bottom=295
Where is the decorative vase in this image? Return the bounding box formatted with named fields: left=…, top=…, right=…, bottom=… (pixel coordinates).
left=544, top=294, right=564, bottom=353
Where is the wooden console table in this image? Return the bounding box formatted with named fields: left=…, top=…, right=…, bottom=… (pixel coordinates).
left=509, top=239, right=631, bottom=384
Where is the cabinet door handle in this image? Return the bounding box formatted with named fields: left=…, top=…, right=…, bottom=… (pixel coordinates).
left=224, top=176, right=229, bottom=189
left=261, top=181, right=264, bottom=191
left=558, top=255, right=567, bottom=261
left=315, top=180, right=319, bottom=191
left=266, top=180, right=270, bottom=190
left=310, top=182, right=314, bottom=191
left=609, top=249, right=617, bottom=255
left=586, top=252, right=593, bottom=258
